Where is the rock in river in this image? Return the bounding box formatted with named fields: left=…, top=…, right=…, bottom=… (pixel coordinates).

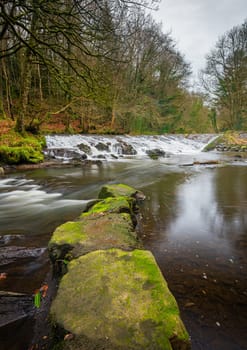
left=51, top=249, right=191, bottom=350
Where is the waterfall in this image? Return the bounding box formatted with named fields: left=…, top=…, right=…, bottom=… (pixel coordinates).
left=45, top=134, right=217, bottom=161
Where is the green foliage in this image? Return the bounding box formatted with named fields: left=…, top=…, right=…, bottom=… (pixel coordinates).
left=0, top=0, right=218, bottom=134
left=0, top=145, right=44, bottom=164
left=0, top=131, right=45, bottom=164
left=202, top=136, right=224, bottom=151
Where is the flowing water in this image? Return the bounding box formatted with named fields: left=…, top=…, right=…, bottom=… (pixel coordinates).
left=0, top=135, right=247, bottom=349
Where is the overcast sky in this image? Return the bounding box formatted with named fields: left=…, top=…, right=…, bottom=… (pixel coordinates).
left=152, top=0, right=246, bottom=81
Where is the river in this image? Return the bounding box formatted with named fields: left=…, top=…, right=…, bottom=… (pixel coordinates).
left=0, top=135, right=246, bottom=349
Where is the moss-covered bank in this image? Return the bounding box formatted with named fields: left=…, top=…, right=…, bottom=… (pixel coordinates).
left=0, top=132, right=45, bottom=165
left=49, top=184, right=191, bottom=350
left=203, top=132, right=247, bottom=152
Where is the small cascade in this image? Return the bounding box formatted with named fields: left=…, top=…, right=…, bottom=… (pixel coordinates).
left=45, top=134, right=217, bottom=161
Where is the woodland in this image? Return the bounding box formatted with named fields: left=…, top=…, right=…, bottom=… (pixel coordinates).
left=0, top=0, right=246, bottom=136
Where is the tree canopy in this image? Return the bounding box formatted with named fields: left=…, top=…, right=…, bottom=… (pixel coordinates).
left=0, top=0, right=215, bottom=134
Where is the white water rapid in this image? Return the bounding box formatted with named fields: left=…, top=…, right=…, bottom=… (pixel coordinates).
left=45, top=134, right=217, bottom=161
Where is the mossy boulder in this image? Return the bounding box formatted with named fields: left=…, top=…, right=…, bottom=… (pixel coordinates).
left=51, top=249, right=191, bottom=350
left=202, top=135, right=223, bottom=151
left=48, top=212, right=141, bottom=263
left=98, top=184, right=144, bottom=200
left=85, top=196, right=133, bottom=215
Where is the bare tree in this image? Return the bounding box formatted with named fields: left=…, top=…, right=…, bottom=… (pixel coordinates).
left=201, top=20, right=247, bottom=130
left=0, top=0, right=158, bottom=131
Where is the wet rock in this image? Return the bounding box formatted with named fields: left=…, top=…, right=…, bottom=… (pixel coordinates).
left=46, top=148, right=87, bottom=160
left=83, top=159, right=103, bottom=166
left=146, top=149, right=166, bottom=159
left=0, top=235, right=24, bottom=245
left=193, top=160, right=220, bottom=166
left=95, top=142, right=110, bottom=152
left=51, top=249, right=191, bottom=350
left=114, top=141, right=137, bottom=155
left=111, top=154, right=118, bottom=159
left=0, top=246, right=46, bottom=266
left=94, top=154, right=106, bottom=159
left=77, top=143, right=92, bottom=155
left=86, top=196, right=133, bottom=214
left=98, top=183, right=144, bottom=199
left=0, top=292, right=34, bottom=328
left=48, top=211, right=141, bottom=263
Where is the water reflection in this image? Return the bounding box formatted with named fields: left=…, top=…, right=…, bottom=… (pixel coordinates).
left=0, top=162, right=247, bottom=349
left=141, top=167, right=247, bottom=350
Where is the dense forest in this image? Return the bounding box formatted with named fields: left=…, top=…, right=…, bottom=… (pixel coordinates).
left=0, top=1, right=246, bottom=135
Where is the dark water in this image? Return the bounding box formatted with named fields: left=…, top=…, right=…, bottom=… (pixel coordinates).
left=139, top=166, right=247, bottom=350
left=0, top=159, right=247, bottom=349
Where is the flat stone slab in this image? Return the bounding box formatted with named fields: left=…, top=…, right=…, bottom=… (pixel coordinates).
left=85, top=196, right=132, bottom=215
left=49, top=212, right=141, bottom=262
left=98, top=184, right=145, bottom=200
left=51, top=249, right=190, bottom=350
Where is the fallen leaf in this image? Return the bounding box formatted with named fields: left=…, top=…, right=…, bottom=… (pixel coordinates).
left=0, top=273, right=7, bottom=280
left=184, top=302, right=195, bottom=308
left=40, top=284, right=48, bottom=297
left=64, top=333, right=74, bottom=341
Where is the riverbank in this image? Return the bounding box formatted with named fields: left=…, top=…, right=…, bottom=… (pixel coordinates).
left=0, top=123, right=247, bottom=167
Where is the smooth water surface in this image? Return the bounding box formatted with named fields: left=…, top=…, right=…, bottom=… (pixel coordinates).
left=140, top=166, right=247, bottom=350
left=0, top=157, right=246, bottom=349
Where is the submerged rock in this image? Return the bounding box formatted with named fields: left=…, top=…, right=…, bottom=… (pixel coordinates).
left=0, top=246, right=46, bottom=266
left=51, top=249, right=191, bottom=350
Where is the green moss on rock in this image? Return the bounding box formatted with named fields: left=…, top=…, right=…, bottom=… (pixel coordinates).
left=98, top=184, right=139, bottom=199
left=49, top=221, right=87, bottom=246
left=83, top=196, right=132, bottom=215
left=202, top=135, right=223, bottom=151
left=51, top=249, right=191, bottom=350
left=48, top=213, right=141, bottom=263
left=0, top=145, right=44, bottom=164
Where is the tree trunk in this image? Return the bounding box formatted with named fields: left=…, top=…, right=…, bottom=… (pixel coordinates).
left=37, top=63, right=43, bottom=101
left=0, top=38, right=13, bottom=119
left=16, top=52, right=32, bottom=133
left=111, top=106, right=116, bottom=130
left=16, top=1, right=38, bottom=133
